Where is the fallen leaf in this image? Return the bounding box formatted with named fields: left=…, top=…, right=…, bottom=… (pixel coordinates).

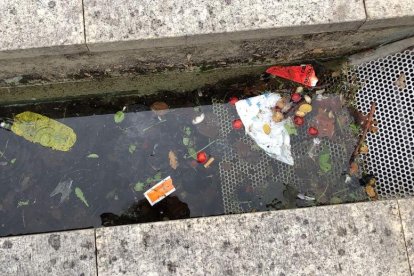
left=365, top=185, right=377, bottom=200
left=349, top=162, right=359, bottom=175
left=50, top=179, right=73, bottom=204
left=17, top=200, right=29, bottom=208
left=394, top=73, right=406, bottom=90
left=150, top=102, right=169, bottom=116
left=87, top=153, right=99, bottom=158
left=114, top=111, right=125, bottom=123
left=263, top=124, right=271, bottom=135
left=75, top=187, right=89, bottom=207
left=10, top=158, right=16, bottom=164
left=359, top=144, right=369, bottom=154
left=134, top=182, right=145, bottom=192
left=284, top=120, right=298, bottom=136
left=169, top=150, right=179, bottom=170
left=318, top=148, right=332, bottom=173
left=128, top=144, right=136, bottom=154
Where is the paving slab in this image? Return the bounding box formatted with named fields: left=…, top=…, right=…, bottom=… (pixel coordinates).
left=362, top=0, right=414, bottom=29
left=0, top=229, right=97, bottom=276
left=398, top=198, right=414, bottom=274
left=84, top=0, right=366, bottom=52
left=0, top=0, right=86, bottom=59
left=96, top=200, right=409, bottom=275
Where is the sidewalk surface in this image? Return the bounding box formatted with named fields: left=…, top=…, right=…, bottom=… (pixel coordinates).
left=1, top=0, right=414, bottom=58
left=1, top=199, right=414, bottom=275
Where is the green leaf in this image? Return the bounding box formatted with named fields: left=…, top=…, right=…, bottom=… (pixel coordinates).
left=318, top=148, right=332, bottom=173
left=184, top=127, right=191, bottom=136
left=284, top=121, right=298, bottom=136
left=75, top=187, right=89, bottom=207
left=188, top=148, right=197, bottom=159
left=128, top=144, right=136, bottom=154
left=349, top=123, right=360, bottom=136
left=87, top=153, right=99, bottom=159
left=330, top=196, right=342, bottom=204
left=154, top=172, right=162, bottom=181
left=134, top=182, right=145, bottom=192
left=182, top=137, right=190, bottom=146
left=10, top=158, right=16, bottom=164
left=17, top=200, right=29, bottom=207
left=114, top=111, right=125, bottom=124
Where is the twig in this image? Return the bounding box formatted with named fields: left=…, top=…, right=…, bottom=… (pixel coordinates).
left=349, top=102, right=376, bottom=166
left=184, top=140, right=217, bottom=159
left=317, top=183, right=330, bottom=201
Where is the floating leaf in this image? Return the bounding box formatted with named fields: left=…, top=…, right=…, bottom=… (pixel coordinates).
left=75, top=187, right=89, bottom=207
left=128, top=144, right=136, bottom=154
left=182, top=137, right=190, bottom=146
left=284, top=121, right=298, bottom=136
left=17, top=200, right=29, bottom=207
left=169, top=150, right=179, bottom=170
left=330, top=197, right=342, bottom=204
left=184, top=127, right=192, bottom=136
left=394, top=72, right=406, bottom=90
left=114, top=111, right=125, bottom=123
left=188, top=148, right=197, bottom=159
left=87, top=153, right=99, bottom=159
left=318, top=148, right=332, bottom=173
left=134, top=182, right=145, bottom=192
left=365, top=185, right=377, bottom=200
left=154, top=172, right=162, bottom=181
left=10, top=158, right=16, bottom=164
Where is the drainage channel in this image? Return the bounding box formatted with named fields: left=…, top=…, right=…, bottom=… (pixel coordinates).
left=0, top=50, right=412, bottom=237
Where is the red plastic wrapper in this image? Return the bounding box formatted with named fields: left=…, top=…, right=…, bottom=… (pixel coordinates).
left=266, top=65, right=318, bottom=87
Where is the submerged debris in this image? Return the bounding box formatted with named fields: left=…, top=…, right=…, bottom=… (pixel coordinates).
left=50, top=179, right=73, bottom=204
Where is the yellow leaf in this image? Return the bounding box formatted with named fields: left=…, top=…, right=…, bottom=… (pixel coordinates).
left=168, top=150, right=179, bottom=170
left=263, top=124, right=271, bottom=135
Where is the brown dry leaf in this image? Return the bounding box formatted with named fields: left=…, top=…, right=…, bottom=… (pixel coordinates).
left=365, top=185, right=377, bottom=200
left=359, top=144, right=369, bottom=154
left=150, top=102, right=169, bottom=116
left=349, top=162, right=359, bottom=175
left=394, top=73, right=406, bottom=90
left=168, top=150, right=179, bottom=170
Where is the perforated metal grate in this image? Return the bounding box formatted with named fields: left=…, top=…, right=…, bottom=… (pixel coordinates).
left=213, top=49, right=413, bottom=213
left=352, top=49, right=414, bottom=198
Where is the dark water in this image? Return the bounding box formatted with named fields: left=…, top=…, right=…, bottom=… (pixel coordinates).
left=0, top=75, right=368, bottom=237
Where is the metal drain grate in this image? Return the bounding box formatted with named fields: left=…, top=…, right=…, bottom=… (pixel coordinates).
left=353, top=49, right=414, bottom=198
left=213, top=49, right=413, bottom=213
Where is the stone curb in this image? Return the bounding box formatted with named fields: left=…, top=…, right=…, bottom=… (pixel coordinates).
left=2, top=199, right=414, bottom=275
left=1, top=0, right=414, bottom=59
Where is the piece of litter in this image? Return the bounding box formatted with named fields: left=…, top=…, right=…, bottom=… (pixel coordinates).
left=192, top=113, right=205, bottom=125
left=144, top=176, right=176, bottom=206
left=266, top=65, right=318, bottom=87
left=197, top=151, right=207, bottom=164
left=235, top=93, right=294, bottom=165
left=297, top=193, right=315, bottom=201
left=204, top=157, right=215, bottom=168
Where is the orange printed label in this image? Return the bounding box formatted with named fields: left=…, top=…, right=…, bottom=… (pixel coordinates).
left=144, top=176, right=175, bottom=206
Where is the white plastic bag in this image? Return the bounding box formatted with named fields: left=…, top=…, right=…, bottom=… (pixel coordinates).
left=235, top=93, right=294, bottom=165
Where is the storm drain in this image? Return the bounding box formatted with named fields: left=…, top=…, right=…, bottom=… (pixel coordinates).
left=353, top=49, right=414, bottom=198
left=213, top=49, right=413, bottom=214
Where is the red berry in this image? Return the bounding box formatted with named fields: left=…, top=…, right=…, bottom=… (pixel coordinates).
left=197, top=151, right=208, bottom=164
left=308, top=127, right=318, bottom=136
left=229, top=97, right=239, bottom=105
left=232, top=119, right=243, bottom=129
left=291, top=93, right=302, bottom=103
left=293, top=116, right=304, bottom=126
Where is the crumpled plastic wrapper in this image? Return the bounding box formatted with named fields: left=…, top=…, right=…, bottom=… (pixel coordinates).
left=235, top=93, right=294, bottom=165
